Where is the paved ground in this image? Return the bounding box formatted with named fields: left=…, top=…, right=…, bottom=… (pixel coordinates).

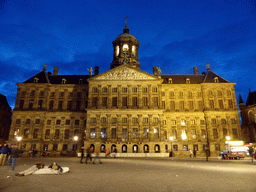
left=0, top=157, right=256, bottom=192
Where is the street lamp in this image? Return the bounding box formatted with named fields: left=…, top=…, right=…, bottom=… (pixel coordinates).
left=74, top=136, right=78, bottom=141
left=169, top=136, right=173, bottom=157
left=226, top=136, right=231, bottom=141
left=16, top=136, right=22, bottom=150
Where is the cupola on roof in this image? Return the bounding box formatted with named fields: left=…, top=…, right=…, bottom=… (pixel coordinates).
left=115, top=23, right=137, bottom=40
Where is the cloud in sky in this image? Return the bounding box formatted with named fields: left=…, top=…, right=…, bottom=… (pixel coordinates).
left=1, top=0, right=256, bottom=109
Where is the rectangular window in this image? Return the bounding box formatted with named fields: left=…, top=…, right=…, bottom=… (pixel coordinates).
left=193, top=145, right=198, bottom=151
left=66, top=120, right=70, bottom=125
left=190, top=120, right=195, bottom=125
left=173, top=145, right=178, bottom=151
left=132, top=118, right=138, bottom=123
left=59, top=92, right=64, bottom=98
left=169, top=91, right=174, bottom=98
left=215, top=144, right=220, bottom=151
left=56, top=120, right=61, bottom=125
left=39, top=91, right=44, bottom=97
left=172, top=129, right=177, bottom=139
left=143, top=118, right=148, bottom=123
left=171, top=120, right=176, bottom=125
left=154, top=128, right=159, bottom=139
left=122, top=128, right=127, bottom=139
left=45, top=129, right=50, bottom=139
left=53, top=144, right=58, bottom=151
left=62, top=144, right=68, bottom=151
left=142, top=97, right=148, bottom=106
left=231, top=119, right=236, bottom=124
left=77, top=92, right=82, bottom=98
left=122, top=118, right=128, bottom=123
left=181, top=129, right=187, bottom=140
left=33, top=129, right=39, bottom=139
left=219, top=100, right=224, bottom=109
left=181, top=120, right=186, bottom=125
left=21, top=91, right=26, bottom=97
left=35, top=119, right=40, bottom=124
left=49, top=101, right=54, bottom=110
left=111, top=128, right=116, bottom=138
left=218, top=91, right=222, bottom=96
left=90, top=128, right=95, bottom=138
left=19, top=100, right=24, bottom=109
left=122, top=97, right=128, bottom=106
left=68, top=92, right=73, bottom=97
left=122, top=88, right=127, bottom=93
left=133, top=128, right=138, bottom=138
left=200, top=120, right=205, bottom=125
left=183, top=145, right=188, bottom=151
left=91, top=118, right=96, bottom=123
left=102, top=97, right=107, bottom=107
left=54, top=129, right=60, bottom=139
left=201, top=129, right=206, bottom=139
left=209, top=100, right=214, bottom=109
left=64, top=129, right=69, bottom=139
left=25, top=119, right=31, bottom=124
left=152, top=87, right=158, bottom=92
left=112, top=88, right=117, bottom=93
left=102, top=88, right=107, bottom=93
left=191, top=129, right=196, bottom=139
left=75, top=120, right=80, bottom=125
left=188, top=92, right=192, bottom=98
left=76, top=101, right=81, bottom=111
left=143, top=128, right=149, bottom=138
left=47, top=120, right=51, bottom=125
left=92, top=97, right=97, bottom=107
left=170, top=101, right=175, bottom=110
left=197, top=92, right=202, bottom=97
left=112, top=97, right=117, bottom=107
left=101, top=128, right=106, bottom=138
left=112, top=118, right=117, bottom=123
left=74, top=129, right=79, bottom=136
left=179, top=101, right=184, bottom=110
left=132, top=88, right=137, bottom=93
left=67, top=101, right=72, bottom=110
left=92, top=88, right=97, bottom=93
left=132, top=97, right=137, bottom=106
left=50, top=92, right=55, bottom=97
left=101, top=118, right=107, bottom=123
left=213, top=129, right=218, bottom=139
left=16, top=119, right=21, bottom=124
left=162, top=101, right=165, bottom=109
left=23, top=129, right=29, bottom=139
left=152, top=97, right=158, bottom=107
left=58, top=101, right=63, bottom=110
left=38, top=100, right=43, bottom=109
left=189, top=101, right=193, bottom=110
left=153, top=118, right=159, bottom=123
left=228, top=100, right=233, bottom=109
left=198, top=101, right=203, bottom=110
left=223, top=128, right=227, bottom=138
left=221, top=119, right=226, bottom=124
left=142, top=87, right=147, bottom=93
left=211, top=119, right=216, bottom=124
left=29, top=100, right=34, bottom=109
left=179, top=92, right=183, bottom=98
left=232, top=129, right=238, bottom=139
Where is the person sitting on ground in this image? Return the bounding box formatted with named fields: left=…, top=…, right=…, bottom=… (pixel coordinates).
left=49, top=162, right=63, bottom=173
left=15, top=163, right=45, bottom=176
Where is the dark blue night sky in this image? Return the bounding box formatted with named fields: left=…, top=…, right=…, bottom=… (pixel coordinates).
left=1, top=0, right=256, bottom=109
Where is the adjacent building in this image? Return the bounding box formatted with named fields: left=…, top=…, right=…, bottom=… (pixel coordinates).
left=8, top=24, right=242, bottom=157
left=0, top=94, right=12, bottom=141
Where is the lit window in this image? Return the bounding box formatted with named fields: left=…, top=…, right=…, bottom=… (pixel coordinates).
left=186, top=78, right=190, bottom=84
left=181, top=129, right=187, bottom=140
left=181, top=120, right=186, bottom=125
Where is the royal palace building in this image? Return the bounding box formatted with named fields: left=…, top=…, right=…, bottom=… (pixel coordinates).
left=8, top=24, right=242, bottom=157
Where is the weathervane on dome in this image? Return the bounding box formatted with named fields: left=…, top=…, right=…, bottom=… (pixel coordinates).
left=125, top=16, right=128, bottom=26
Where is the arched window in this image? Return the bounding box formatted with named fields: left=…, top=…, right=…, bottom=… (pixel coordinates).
left=34, top=77, right=39, bottom=83
left=111, top=144, right=116, bottom=153
left=155, top=144, right=160, bottom=153
left=133, top=145, right=138, bottom=153
left=79, top=79, right=83, bottom=84
left=100, top=144, right=105, bottom=153
left=122, top=145, right=127, bottom=153
left=62, top=79, right=66, bottom=84
left=186, top=78, right=190, bottom=84
left=90, top=144, right=95, bottom=153
left=123, top=44, right=129, bottom=51
left=214, top=77, right=219, bottom=83
left=168, top=78, right=172, bottom=84
left=144, top=145, right=149, bottom=153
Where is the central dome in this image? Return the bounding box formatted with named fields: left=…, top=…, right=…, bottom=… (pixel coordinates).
left=115, top=25, right=137, bottom=40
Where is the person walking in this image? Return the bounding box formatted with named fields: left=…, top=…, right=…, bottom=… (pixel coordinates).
left=93, top=149, right=102, bottom=164
left=0, top=142, right=10, bottom=165
left=85, top=147, right=92, bottom=164
left=105, top=148, right=110, bottom=158
left=193, top=149, right=197, bottom=158
left=80, top=146, right=84, bottom=163
left=10, top=144, right=20, bottom=171
left=113, top=147, right=117, bottom=158
left=188, top=149, right=192, bottom=158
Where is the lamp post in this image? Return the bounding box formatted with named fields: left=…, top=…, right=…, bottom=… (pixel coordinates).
left=16, top=136, right=22, bottom=150
left=169, top=136, right=173, bottom=157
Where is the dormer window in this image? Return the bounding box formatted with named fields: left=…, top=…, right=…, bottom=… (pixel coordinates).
left=62, top=79, right=66, bottom=84
left=34, top=78, right=39, bottom=83
left=79, top=79, right=83, bottom=84
left=168, top=78, right=172, bottom=84
left=214, top=77, right=219, bottom=83
left=186, top=78, right=190, bottom=84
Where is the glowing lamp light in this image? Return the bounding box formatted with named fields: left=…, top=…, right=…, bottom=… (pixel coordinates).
left=226, top=136, right=231, bottom=141
left=74, top=136, right=78, bottom=141
left=181, top=133, right=187, bottom=140
left=169, top=136, right=173, bottom=141
left=225, top=140, right=244, bottom=146
left=123, top=44, right=128, bottom=51
left=16, top=136, right=22, bottom=141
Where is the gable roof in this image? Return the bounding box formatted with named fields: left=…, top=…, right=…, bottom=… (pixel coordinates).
left=246, top=90, right=256, bottom=106
left=203, top=71, right=229, bottom=83
left=23, top=71, right=50, bottom=83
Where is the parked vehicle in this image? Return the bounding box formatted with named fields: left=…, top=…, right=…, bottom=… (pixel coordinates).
left=221, top=142, right=246, bottom=160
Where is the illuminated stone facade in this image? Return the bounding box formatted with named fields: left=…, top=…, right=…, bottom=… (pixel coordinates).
left=9, top=25, right=241, bottom=157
